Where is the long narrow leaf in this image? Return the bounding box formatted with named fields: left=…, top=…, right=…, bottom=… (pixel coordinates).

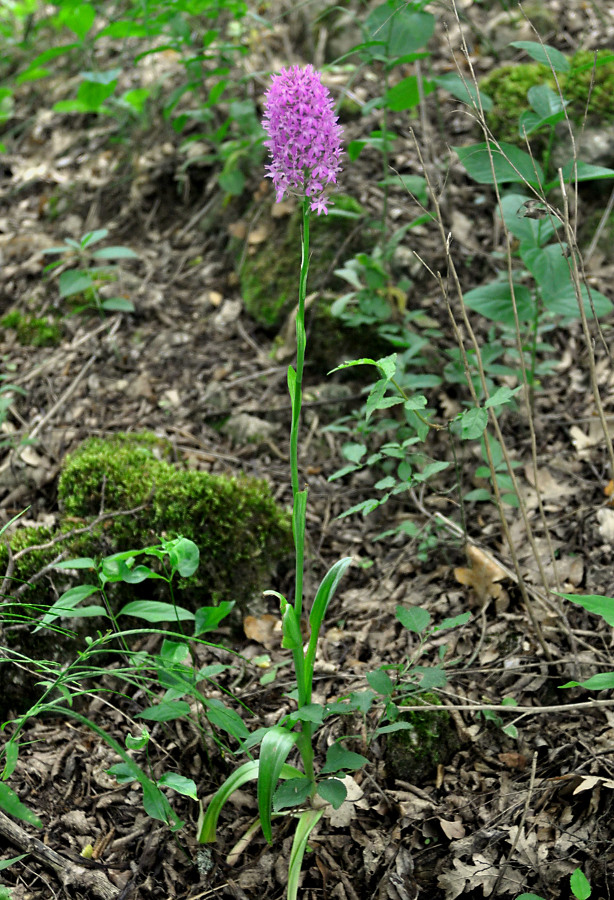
left=258, top=726, right=298, bottom=844
left=287, top=808, right=324, bottom=900
left=304, top=558, right=352, bottom=700
left=197, top=760, right=302, bottom=843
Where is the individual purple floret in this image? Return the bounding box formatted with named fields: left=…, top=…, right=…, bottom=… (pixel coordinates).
left=262, top=64, right=343, bottom=215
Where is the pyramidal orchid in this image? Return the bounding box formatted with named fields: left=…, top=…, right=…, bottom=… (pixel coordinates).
left=198, top=66, right=352, bottom=900
left=262, top=64, right=343, bottom=215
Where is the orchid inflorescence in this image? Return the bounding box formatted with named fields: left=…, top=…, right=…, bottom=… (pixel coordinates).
left=262, top=63, right=343, bottom=215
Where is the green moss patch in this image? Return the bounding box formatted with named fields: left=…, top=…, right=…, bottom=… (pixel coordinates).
left=479, top=50, right=614, bottom=147
left=2, top=310, right=63, bottom=347
left=1, top=433, right=292, bottom=614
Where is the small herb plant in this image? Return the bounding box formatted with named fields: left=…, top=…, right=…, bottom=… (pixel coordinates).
left=0, top=536, right=246, bottom=831
left=517, top=867, right=591, bottom=900
left=42, top=228, right=138, bottom=315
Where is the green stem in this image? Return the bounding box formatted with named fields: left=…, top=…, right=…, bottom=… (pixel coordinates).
left=289, top=198, right=310, bottom=623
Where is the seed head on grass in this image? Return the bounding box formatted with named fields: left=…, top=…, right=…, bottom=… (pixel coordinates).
left=262, top=64, right=343, bottom=215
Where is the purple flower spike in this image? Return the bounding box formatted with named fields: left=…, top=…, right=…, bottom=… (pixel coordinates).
left=262, top=64, right=343, bottom=215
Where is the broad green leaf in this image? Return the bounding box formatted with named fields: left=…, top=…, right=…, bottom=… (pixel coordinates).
left=365, top=5, right=435, bottom=58
left=258, top=726, right=298, bottom=844
left=545, top=161, right=614, bottom=192
left=521, top=244, right=570, bottom=294
left=515, top=895, right=546, bottom=900
left=125, top=729, right=149, bottom=750
left=137, top=700, right=191, bottom=722
left=54, top=557, right=96, bottom=570
left=157, top=773, right=198, bottom=801
left=101, top=298, right=135, bottom=312
left=194, top=601, right=234, bottom=636
left=342, top=442, right=367, bottom=464
left=0, top=782, right=42, bottom=827
left=374, top=722, right=417, bottom=736
left=204, top=698, right=249, bottom=740
left=167, top=537, right=199, bottom=577
left=543, top=283, right=612, bottom=320
left=118, top=601, right=194, bottom=622
left=273, top=776, right=313, bottom=811
left=560, top=672, right=614, bottom=690
left=287, top=808, right=324, bottom=900
left=366, top=379, right=392, bottom=421
left=435, top=612, right=472, bottom=631
left=366, top=668, right=394, bottom=696
left=454, top=142, right=543, bottom=186
left=558, top=593, right=614, bottom=626
left=462, top=281, right=534, bottom=325
left=484, top=386, right=522, bottom=409
left=316, top=778, right=347, bottom=810
left=570, top=868, right=591, bottom=900
left=456, top=407, right=488, bottom=440
left=289, top=704, right=324, bottom=725
left=91, top=246, right=138, bottom=260
left=434, top=72, right=493, bottom=111
left=59, top=270, right=94, bottom=298
left=385, top=75, right=435, bottom=111
left=320, top=743, right=368, bottom=775
left=376, top=353, right=398, bottom=380
left=396, top=605, right=431, bottom=634
left=519, top=85, right=567, bottom=136
left=500, top=193, right=560, bottom=245
left=509, top=41, right=570, bottom=72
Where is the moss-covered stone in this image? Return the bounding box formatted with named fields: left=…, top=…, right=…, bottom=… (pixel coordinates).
left=479, top=50, right=614, bottom=147
left=384, top=693, right=459, bottom=784
left=238, top=194, right=366, bottom=330
left=1, top=433, right=292, bottom=615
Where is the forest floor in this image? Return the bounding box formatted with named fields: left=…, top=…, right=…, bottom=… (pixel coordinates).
left=1, top=1, right=614, bottom=898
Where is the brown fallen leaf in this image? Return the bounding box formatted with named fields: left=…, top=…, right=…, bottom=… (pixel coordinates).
left=454, top=545, right=507, bottom=604
left=243, top=614, right=280, bottom=650
left=498, top=752, right=528, bottom=770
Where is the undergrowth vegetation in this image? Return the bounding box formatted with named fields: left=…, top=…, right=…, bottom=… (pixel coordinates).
left=1, top=0, right=613, bottom=898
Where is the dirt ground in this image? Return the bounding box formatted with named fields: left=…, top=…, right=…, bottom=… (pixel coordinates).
left=1, top=1, right=614, bottom=898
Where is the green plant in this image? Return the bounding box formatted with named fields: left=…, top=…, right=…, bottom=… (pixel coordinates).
left=517, top=866, right=591, bottom=900
left=198, top=68, right=353, bottom=898
left=0, top=366, right=29, bottom=451
left=1, top=536, right=247, bottom=831
left=1, top=310, right=62, bottom=346
left=558, top=593, right=614, bottom=691
left=1, top=0, right=259, bottom=193
left=42, top=228, right=138, bottom=314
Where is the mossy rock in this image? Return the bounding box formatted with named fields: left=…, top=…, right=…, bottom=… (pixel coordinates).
left=0, top=434, right=292, bottom=717
left=384, top=694, right=459, bottom=784
left=1, top=433, right=292, bottom=615
left=479, top=50, right=614, bottom=148
left=238, top=194, right=367, bottom=330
